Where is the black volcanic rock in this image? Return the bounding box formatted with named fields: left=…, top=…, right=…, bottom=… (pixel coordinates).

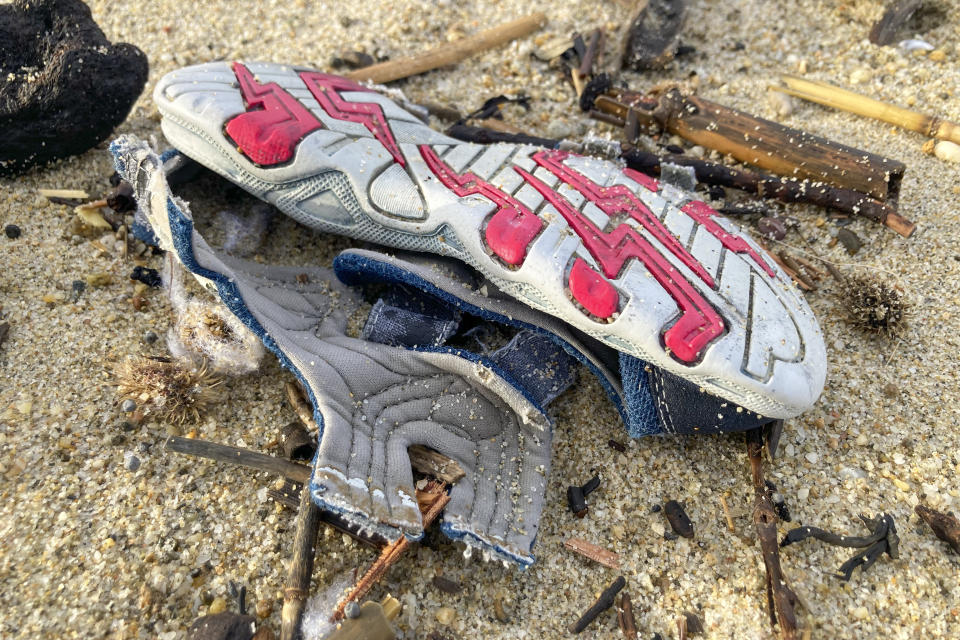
left=0, top=0, right=148, bottom=176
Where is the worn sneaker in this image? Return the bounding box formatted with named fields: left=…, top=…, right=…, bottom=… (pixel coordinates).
left=153, top=61, right=826, bottom=419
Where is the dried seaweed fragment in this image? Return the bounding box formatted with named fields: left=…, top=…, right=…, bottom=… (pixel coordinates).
left=113, top=355, right=222, bottom=424
left=781, top=513, right=899, bottom=581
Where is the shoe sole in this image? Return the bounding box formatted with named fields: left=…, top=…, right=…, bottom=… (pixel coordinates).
left=154, top=61, right=826, bottom=419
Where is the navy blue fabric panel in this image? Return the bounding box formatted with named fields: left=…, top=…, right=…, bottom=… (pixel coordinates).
left=334, top=252, right=629, bottom=425
left=490, top=331, right=577, bottom=407
left=647, top=367, right=770, bottom=434
left=362, top=295, right=459, bottom=347
left=618, top=353, right=662, bottom=437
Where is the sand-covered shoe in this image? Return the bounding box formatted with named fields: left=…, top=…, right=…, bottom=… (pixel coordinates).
left=153, top=61, right=826, bottom=420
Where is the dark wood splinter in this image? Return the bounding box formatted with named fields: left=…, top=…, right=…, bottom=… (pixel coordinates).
left=617, top=592, right=638, bottom=639
left=915, top=504, right=960, bottom=554
left=569, top=576, right=626, bottom=633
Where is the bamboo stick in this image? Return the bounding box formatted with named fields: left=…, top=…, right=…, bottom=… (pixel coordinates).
left=346, top=13, right=546, bottom=84
left=773, top=75, right=960, bottom=145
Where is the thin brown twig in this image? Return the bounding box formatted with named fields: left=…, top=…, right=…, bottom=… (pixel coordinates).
left=346, top=14, right=546, bottom=84
left=330, top=480, right=450, bottom=622
left=747, top=428, right=800, bottom=640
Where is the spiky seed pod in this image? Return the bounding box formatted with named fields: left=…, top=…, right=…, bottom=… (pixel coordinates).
left=840, top=273, right=908, bottom=335
left=113, top=355, right=223, bottom=424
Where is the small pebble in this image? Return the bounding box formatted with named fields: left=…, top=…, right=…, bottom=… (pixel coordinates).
left=836, top=228, right=862, bottom=255
left=684, top=611, right=704, bottom=634
left=344, top=601, right=361, bottom=619
left=255, top=599, right=272, bottom=619
left=882, top=383, right=898, bottom=398
left=852, top=605, right=869, bottom=620
left=849, top=68, right=872, bottom=85
left=144, top=330, right=159, bottom=344
left=664, top=500, right=694, bottom=538
left=435, top=606, right=456, bottom=625
left=757, top=216, right=787, bottom=240
left=934, top=140, right=960, bottom=163
left=432, top=575, right=461, bottom=594
left=121, top=399, right=137, bottom=413
left=124, top=452, right=141, bottom=472
left=86, top=272, right=112, bottom=287
left=207, top=597, right=228, bottom=615
left=4, top=224, right=21, bottom=239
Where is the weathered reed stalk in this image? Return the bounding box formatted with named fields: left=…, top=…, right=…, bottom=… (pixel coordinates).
left=284, top=382, right=317, bottom=435
left=599, top=88, right=906, bottom=201
left=346, top=13, right=546, bottom=84
left=774, top=75, right=960, bottom=145
left=280, top=477, right=323, bottom=640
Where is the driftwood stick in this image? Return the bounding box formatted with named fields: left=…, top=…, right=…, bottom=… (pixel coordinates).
left=331, top=480, right=450, bottom=622
left=166, top=436, right=311, bottom=483
left=747, top=428, right=800, bottom=640
left=281, top=479, right=323, bottom=640
left=775, top=75, right=960, bottom=145
left=346, top=13, right=546, bottom=84
left=269, top=480, right=388, bottom=549
left=915, top=505, right=960, bottom=554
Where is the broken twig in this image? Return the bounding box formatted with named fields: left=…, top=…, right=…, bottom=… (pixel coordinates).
left=347, top=13, right=546, bottom=84
left=331, top=480, right=450, bottom=622
left=570, top=576, right=626, bottom=633
left=617, top=592, right=637, bottom=639
left=747, top=428, right=800, bottom=639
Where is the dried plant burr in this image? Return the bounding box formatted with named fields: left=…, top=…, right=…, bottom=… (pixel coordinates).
left=113, top=355, right=222, bottom=424
left=840, top=273, right=909, bottom=335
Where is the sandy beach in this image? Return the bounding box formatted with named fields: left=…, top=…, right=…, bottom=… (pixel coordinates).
left=1, top=0, right=959, bottom=638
